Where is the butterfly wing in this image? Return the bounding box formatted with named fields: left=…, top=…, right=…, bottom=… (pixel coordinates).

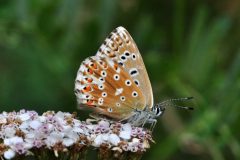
left=75, top=26, right=153, bottom=120
left=96, top=26, right=154, bottom=109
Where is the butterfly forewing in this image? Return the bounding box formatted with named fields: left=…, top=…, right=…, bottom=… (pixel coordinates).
left=75, top=26, right=153, bottom=120
left=96, top=27, right=154, bottom=109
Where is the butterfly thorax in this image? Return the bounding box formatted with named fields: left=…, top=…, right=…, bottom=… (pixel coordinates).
left=126, top=105, right=165, bottom=127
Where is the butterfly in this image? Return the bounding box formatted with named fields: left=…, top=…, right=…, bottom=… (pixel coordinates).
left=74, top=26, right=193, bottom=130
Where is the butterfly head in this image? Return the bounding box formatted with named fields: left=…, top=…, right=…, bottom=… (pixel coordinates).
left=151, top=97, right=194, bottom=118
left=151, top=104, right=165, bottom=117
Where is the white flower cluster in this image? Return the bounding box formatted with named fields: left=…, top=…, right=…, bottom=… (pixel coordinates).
left=0, top=110, right=153, bottom=159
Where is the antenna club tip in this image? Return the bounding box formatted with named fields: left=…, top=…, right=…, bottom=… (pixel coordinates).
left=187, top=97, right=194, bottom=100
left=188, top=107, right=194, bottom=110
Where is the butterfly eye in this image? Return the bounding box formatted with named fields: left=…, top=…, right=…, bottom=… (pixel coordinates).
left=132, top=53, right=137, bottom=60
left=120, top=96, right=126, bottom=101
left=129, top=68, right=138, bottom=77
left=107, top=108, right=113, bottom=112
left=124, top=51, right=130, bottom=57
left=113, top=74, right=120, bottom=81
left=116, top=103, right=121, bottom=107
left=125, top=80, right=132, bottom=86
left=118, top=61, right=124, bottom=67
left=102, top=92, right=107, bottom=97
left=132, top=91, right=138, bottom=97
left=98, top=98, right=104, bottom=105
left=134, top=79, right=140, bottom=86
left=120, top=55, right=127, bottom=62
left=99, top=77, right=105, bottom=82
left=101, top=70, right=107, bottom=77
left=98, top=84, right=104, bottom=90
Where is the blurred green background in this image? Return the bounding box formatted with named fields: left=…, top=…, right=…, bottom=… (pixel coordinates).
left=0, top=0, right=240, bottom=159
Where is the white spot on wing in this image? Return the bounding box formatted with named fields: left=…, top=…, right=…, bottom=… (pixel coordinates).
left=113, top=74, right=120, bottom=81
left=116, top=103, right=121, bottom=107
left=108, top=108, right=113, bottom=112
left=120, top=96, right=125, bottom=101
left=132, top=91, right=138, bottom=97
left=115, top=88, right=123, bottom=96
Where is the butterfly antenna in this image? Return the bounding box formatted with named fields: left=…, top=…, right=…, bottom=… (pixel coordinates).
left=156, top=97, right=194, bottom=110
left=159, top=97, right=193, bottom=105
left=167, top=103, right=194, bottom=110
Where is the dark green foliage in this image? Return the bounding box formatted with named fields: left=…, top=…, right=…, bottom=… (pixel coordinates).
left=0, top=0, right=239, bottom=159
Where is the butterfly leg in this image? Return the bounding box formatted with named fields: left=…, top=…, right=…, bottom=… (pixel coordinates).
left=147, top=118, right=157, bottom=131
left=141, top=114, right=151, bottom=128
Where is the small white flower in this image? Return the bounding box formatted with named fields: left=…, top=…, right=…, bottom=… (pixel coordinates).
left=102, top=134, right=109, bottom=141
left=19, top=122, right=29, bottom=130
left=132, top=138, right=140, bottom=143
left=93, top=134, right=104, bottom=147
left=39, top=116, right=47, bottom=122
left=109, top=134, right=120, bottom=146
left=87, top=124, right=95, bottom=130
left=119, top=123, right=132, bottom=140
left=143, top=139, right=150, bottom=149
left=73, top=127, right=84, bottom=134
left=63, top=138, right=74, bottom=147
left=18, top=113, right=30, bottom=121
left=119, top=131, right=131, bottom=140
left=0, top=115, right=7, bottom=124
left=4, top=149, right=16, bottom=159
left=3, top=127, right=16, bottom=138
left=4, top=136, right=23, bottom=146
left=47, top=124, right=54, bottom=131
left=98, top=120, right=110, bottom=128
left=29, top=120, right=42, bottom=130
left=45, top=132, right=64, bottom=147
left=55, top=112, right=64, bottom=119
left=122, top=123, right=132, bottom=131
left=65, top=131, right=79, bottom=142
left=62, top=125, right=72, bottom=132
left=112, top=147, right=122, bottom=153
left=25, top=133, right=35, bottom=139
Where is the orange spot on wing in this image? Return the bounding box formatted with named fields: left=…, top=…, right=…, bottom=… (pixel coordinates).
left=86, top=99, right=94, bottom=106
left=83, top=85, right=91, bottom=92
left=109, top=52, right=116, bottom=58
left=92, top=84, right=98, bottom=90
left=87, top=78, right=93, bottom=83
left=114, top=64, right=118, bottom=70
left=87, top=68, right=93, bottom=74
left=80, top=81, right=84, bottom=85
left=103, top=63, right=107, bottom=69
left=93, top=63, right=98, bottom=69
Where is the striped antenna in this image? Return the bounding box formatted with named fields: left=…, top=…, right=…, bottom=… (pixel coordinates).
left=155, top=97, right=194, bottom=110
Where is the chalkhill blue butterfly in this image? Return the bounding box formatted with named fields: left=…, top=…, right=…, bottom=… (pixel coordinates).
left=74, top=26, right=193, bottom=130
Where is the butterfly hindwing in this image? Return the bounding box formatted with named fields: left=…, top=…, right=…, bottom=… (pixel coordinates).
left=75, top=55, right=146, bottom=120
